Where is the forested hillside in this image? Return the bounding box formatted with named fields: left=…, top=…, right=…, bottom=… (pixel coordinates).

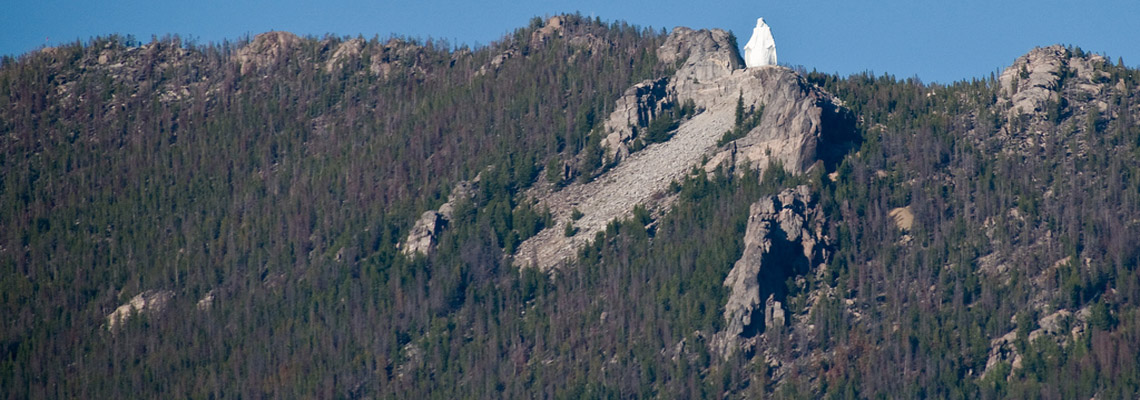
left=3, top=14, right=1140, bottom=398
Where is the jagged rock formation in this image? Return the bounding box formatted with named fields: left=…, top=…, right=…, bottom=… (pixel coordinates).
left=1000, top=45, right=1108, bottom=118
left=701, top=68, right=856, bottom=174
left=106, top=290, right=174, bottom=331
left=401, top=180, right=476, bottom=257
left=478, top=16, right=609, bottom=77
left=743, top=18, right=777, bottom=68
left=369, top=38, right=429, bottom=79
left=237, top=31, right=300, bottom=75
left=985, top=44, right=1136, bottom=156
left=514, top=27, right=853, bottom=270
left=982, top=307, right=1092, bottom=379
left=402, top=211, right=446, bottom=257
left=324, top=38, right=364, bottom=73
left=530, top=15, right=565, bottom=48
left=601, top=77, right=672, bottom=161
left=712, top=185, right=829, bottom=358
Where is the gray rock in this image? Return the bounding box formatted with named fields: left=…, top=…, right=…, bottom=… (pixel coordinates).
left=237, top=31, right=300, bottom=75
left=401, top=211, right=444, bottom=257
left=400, top=179, right=477, bottom=257
left=765, top=294, right=785, bottom=329
left=106, top=289, right=174, bottom=331
left=712, top=185, right=828, bottom=358
left=604, top=27, right=853, bottom=172
left=999, top=45, right=1067, bottom=116
left=529, top=16, right=564, bottom=48
left=602, top=77, right=673, bottom=159
left=987, top=44, right=1121, bottom=156
left=369, top=38, right=426, bottom=79
left=324, top=38, right=364, bottom=73
left=516, top=26, right=853, bottom=271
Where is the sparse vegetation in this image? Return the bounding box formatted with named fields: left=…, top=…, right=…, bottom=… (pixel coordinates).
left=718, top=92, right=764, bottom=146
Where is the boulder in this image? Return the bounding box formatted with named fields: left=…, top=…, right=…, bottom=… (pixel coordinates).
left=106, top=289, right=174, bottom=331
left=402, top=211, right=445, bottom=257
left=400, top=179, right=477, bottom=257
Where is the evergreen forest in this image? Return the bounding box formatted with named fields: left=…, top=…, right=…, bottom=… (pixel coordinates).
left=2, top=14, right=1140, bottom=399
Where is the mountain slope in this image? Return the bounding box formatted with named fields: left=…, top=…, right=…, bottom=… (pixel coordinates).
left=3, top=14, right=1140, bottom=399
left=516, top=27, right=853, bottom=270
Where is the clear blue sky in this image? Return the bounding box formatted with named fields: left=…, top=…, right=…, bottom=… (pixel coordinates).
left=3, top=0, right=1136, bottom=83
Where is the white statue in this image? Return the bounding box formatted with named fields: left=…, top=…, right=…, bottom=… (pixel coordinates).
left=743, top=17, right=777, bottom=68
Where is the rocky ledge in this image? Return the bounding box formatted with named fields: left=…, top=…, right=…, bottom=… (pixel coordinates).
left=514, top=27, right=854, bottom=270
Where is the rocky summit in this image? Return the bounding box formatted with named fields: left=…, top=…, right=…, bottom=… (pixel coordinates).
left=515, top=26, right=854, bottom=270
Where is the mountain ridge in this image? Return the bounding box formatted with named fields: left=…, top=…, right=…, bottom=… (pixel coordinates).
left=3, top=13, right=1140, bottom=398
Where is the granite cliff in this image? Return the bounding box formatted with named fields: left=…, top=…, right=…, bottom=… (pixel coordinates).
left=514, top=26, right=854, bottom=270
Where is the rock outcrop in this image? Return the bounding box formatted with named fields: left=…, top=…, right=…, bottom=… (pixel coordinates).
left=324, top=38, right=364, bottom=73
left=514, top=27, right=853, bottom=270
left=369, top=38, right=428, bottom=80
left=982, top=307, right=1092, bottom=380
left=999, top=45, right=1110, bottom=118
left=701, top=67, right=856, bottom=174
left=743, top=18, right=777, bottom=68
left=712, top=185, right=829, bottom=358
left=530, top=15, right=565, bottom=48
left=605, top=27, right=853, bottom=171
left=106, top=289, right=174, bottom=331
left=601, top=77, right=673, bottom=160
left=401, top=180, right=476, bottom=257
left=985, top=44, right=1134, bottom=156
left=237, top=31, right=300, bottom=75
left=479, top=16, right=610, bottom=77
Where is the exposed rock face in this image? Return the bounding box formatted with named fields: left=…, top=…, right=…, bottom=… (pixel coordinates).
left=985, top=44, right=1133, bottom=156
left=999, top=45, right=1111, bottom=117
left=106, top=289, right=174, bottom=331
left=325, top=38, right=364, bottom=73
left=713, top=186, right=829, bottom=358
left=516, top=26, right=853, bottom=270
left=197, top=290, right=215, bottom=311
left=1000, top=46, right=1066, bottom=115
left=370, top=39, right=426, bottom=80
left=402, top=211, right=446, bottom=257
left=237, top=31, right=300, bottom=75
left=401, top=180, right=476, bottom=257
left=703, top=67, right=856, bottom=173
left=743, top=18, right=777, bottom=68
left=658, top=27, right=744, bottom=84
left=601, top=77, right=673, bottom=160
left=606, top=26, right=852, bottom=171
left=530, top=16, right=564, bottom=48
left=764, top=294, right=785, bottom=329
left=479, top=16, right=609, bottom=77
left=983, top=307, right=1091, bottom=380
